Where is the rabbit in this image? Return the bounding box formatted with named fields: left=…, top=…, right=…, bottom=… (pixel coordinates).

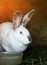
left=0, top=9, right=36, bottom=54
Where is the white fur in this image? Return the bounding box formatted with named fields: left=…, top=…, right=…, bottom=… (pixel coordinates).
left=0, top=22, right=31, bottom=53
left=0, top=9, right=36, bottom=54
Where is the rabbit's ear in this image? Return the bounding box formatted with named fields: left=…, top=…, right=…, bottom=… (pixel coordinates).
left=22, top=9, right=36, bottom=27
left=13, top=11, right=23, bottom=29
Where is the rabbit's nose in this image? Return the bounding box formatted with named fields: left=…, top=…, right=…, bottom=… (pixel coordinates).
left=28, top=36, right=32, bottom=42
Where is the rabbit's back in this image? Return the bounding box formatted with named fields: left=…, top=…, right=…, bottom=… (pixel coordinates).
left=0, top=22, right=13, bottom=35
left=0, top=22, right=13, bottom=51
left=0, top=22, right=13, bottom=44
left=0, top=22, right=13, bottom=30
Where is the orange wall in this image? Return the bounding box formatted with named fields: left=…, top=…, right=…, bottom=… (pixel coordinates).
left=0, top=0, right=38, bottom=23
left=0, top=0, right=47, bottom=26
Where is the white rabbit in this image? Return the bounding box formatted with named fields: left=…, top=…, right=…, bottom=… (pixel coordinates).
left=0, top=9, right=36, bottom=54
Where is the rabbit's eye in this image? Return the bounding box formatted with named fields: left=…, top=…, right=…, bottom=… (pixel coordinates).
left=20, top=31, right=23, bottom=34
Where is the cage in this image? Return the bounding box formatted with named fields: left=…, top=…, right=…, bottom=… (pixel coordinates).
left=0, top=0, right=47, bottom=65
left=20, top=45, right=47, bottom=65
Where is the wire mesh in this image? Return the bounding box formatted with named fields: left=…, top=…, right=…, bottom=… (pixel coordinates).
left=20, top=57, right=47, bottom=65
left=20, top=45, right=47, bottom=65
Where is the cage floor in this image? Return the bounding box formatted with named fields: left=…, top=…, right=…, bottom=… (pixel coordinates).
left=20, top=45, right=47, bottom=65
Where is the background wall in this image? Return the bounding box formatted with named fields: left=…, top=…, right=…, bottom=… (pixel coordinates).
left=28, top=0, right=47, bottom=46
left=0, top=0, right=37, bottom=22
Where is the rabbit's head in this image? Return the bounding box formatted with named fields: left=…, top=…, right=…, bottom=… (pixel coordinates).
left=13, top=9, right=36, bottom=45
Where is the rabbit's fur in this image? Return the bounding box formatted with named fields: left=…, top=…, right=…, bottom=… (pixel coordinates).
left=0, top=9, right=36, bottom=54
